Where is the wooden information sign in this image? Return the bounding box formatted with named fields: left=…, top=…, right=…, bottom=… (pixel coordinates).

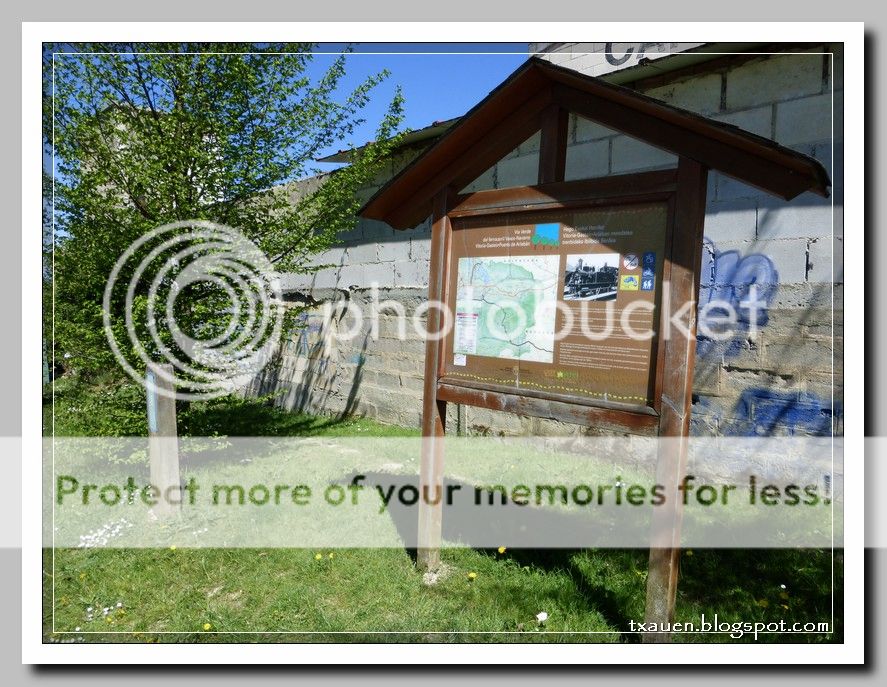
left=359, top=57, right=830, bottom=642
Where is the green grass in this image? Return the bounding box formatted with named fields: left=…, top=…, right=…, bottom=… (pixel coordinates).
left=43, top=378, right=843, bottom=644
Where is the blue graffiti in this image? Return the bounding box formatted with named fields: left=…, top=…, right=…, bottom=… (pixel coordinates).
left=692, top=390, right=841, bottom=437
left=697, top=239, right=779, bottom=359
left=726, top=389, right=841, bottom=437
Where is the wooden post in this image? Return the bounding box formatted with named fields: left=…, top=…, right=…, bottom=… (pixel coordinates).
left=146, top=362, right=181, bottom=518
left=538, top=104, right=569, bottom=185
left=642, top=158, right=709, bottom=642
left=417, top=188, right=452, bottom=570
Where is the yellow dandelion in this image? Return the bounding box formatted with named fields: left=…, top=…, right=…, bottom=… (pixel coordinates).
left=497, top=546, right=507, bottom=554
left=467, top=571, right=477, bottom=580
left=780, top=604, right=790, bottom=610
left=78, top=572, right=86, bottom=580
left=169, top=545, right=177, bottom=551
left=685, top=550, right=693, bottom=556
left=314, top=553, right=322, bottom=560
left=328, top=552, right=335, bottom=559
left=203, top=623, right=212, bottom=631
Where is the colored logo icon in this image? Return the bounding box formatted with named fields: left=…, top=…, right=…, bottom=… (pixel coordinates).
left=620, top=275, right=640, bottom=291
left=641, top=278, right=655, bottom=291
left=531, top=223, right=560, bottom=247
left=642, top=251, right=656, bottom=277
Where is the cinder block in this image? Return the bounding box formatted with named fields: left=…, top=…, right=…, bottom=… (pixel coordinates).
left=310, top=267, right=339, bottom=290
left=398, top=374, right=425, bottom=392
left=546, top=52, right=573, bottom=67
left=714, top=172, right=766, bottom=202
left=393, top=259, right=426, bottom=287
left=610, top=135, right=677, bottom=174
left=727, top=51, right=824, bottom=110
left=692, top=355, right=722, bottom=396
left=807, top=235, right=844, bottom=283
left=713, top=105, right=774, bottom=139
left=408, top=216, right=432, bottom=238
left=410, top=237, right=431, bottom=262
left=496, top=153, right=539, bottom=188
left=756, top=195, right=833, bottom=240
left=461, top=165, right=496, bottom=193
left=337, top=264, right=366, bottom=289
left=360, top=218, right=393, bottom=241
left=309, top=246, right=346, bottom=268
left=703, top=199, right=758, bottom=243
left=715, top=238, right=808, bottom=285
left=758, top=239, right=811, bottom=285
left=574, top=115, right=618, bottom=143
left=377, top=238, right=410, bottom=263
left=644, top=73, right=722, bottom=115
left=362, top=262, right=395, bottom=288
left=769, top=283, right=837, bottom=311
left=279, top=272, right=314, bottom=291
left=345, top=242, right=377, bottom=264
left=569, top=53, right=611, bottom=76
left=337, top=221, right=363, bottom=243
left=762, top=335, right=835, bottom=374
left=774, top=94, right=834, bottom=146
left=564, top=139, right=609, bottom=181
left=518, top=131, right=541, bottom=156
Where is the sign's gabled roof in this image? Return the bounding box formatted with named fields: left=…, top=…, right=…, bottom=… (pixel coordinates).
left=360, top=56, right=831, bottom=230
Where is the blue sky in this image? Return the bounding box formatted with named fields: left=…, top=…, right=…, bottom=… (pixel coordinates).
left=310, top=43, right=529, bottom=168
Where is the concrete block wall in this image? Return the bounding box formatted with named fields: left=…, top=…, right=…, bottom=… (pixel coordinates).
left=254, top=44, right=843, bottom=440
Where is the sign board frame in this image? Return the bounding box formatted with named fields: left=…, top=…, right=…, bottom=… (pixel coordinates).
left=438, top=179, right=676, bottom=432
left=358, top=58, right=830, bottom=642
left=417, top=151, right=707, bottom=643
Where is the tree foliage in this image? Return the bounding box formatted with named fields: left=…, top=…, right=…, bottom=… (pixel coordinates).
left=44, top=43, right=404, bottom=381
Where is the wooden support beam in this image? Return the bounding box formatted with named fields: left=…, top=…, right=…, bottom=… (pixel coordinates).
left=642, top=157, right=709, bottom=643
left=437, top=381, right=659, bottom=436
left=538, top=105, right=569, bottom=185
left=449, top=169, right=677, bottom=218
left=385, top=89, right=553, bottom=229
left=417, top=188, right=453, bottom=571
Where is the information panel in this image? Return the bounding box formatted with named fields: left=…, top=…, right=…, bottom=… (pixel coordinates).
left=442, top=202, right=669, bottom=408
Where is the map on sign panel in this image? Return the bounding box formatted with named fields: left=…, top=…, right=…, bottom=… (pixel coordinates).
left=453, top=255, right=559, bottom=363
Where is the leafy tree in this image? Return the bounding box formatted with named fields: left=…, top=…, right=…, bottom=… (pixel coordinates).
left=44, top=43, right=404, bottom=387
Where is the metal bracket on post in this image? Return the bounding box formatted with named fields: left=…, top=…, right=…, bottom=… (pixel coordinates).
left=146, top=362, right=181, bottom=519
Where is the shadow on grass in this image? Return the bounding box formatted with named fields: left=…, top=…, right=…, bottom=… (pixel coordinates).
left=179, top=398, right=349, bottom=438
left=339, top=471, right=843, bottom=643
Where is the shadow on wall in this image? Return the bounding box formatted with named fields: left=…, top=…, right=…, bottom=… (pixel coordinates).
left=251, top=309, right=368, bottom=421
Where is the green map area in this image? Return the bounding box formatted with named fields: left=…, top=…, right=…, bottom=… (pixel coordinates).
left=454, top=255, right=559, bottom=363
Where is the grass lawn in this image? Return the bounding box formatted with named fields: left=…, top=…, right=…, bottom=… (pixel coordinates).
left=43, top=379, right=843, bottom=643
